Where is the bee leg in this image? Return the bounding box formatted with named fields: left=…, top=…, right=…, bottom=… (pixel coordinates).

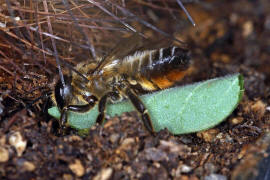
left=66, top=95, right=97, bottom=112
left=96, top=94, right=109, bottom=125
left=124, top=89, right=155, bottom=134
left=59, top=107, right=68, bottom=135
left=66, top=104, right=96, bottom=112
left=59, top=97, right=97, bottom=134
left=96, top=92, right=119, bottom=125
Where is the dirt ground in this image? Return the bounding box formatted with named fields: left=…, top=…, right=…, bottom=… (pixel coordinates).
left=0, top=0, right=270, bottom=179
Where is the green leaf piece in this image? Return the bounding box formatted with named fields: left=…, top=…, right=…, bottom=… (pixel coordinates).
left=48, top=74, right=244, bottom=134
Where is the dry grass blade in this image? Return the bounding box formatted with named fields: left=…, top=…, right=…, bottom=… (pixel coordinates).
left=176, top=0, right=196, bottom=26
left=62, top=0, right=96, bottom=60
left=108, top=0, right=186, bottom=45
left=42, top=0, right=65, bottom=86
left=85, top=0, right=138, bottom=33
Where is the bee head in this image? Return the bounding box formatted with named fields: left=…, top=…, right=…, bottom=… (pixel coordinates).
left=54, top=75, right=73, bottom=110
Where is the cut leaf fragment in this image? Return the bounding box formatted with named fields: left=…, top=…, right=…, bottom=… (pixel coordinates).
left=48, top=74, right=244, bottom=134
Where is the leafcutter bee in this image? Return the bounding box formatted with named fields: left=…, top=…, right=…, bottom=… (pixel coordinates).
left=51, top=35, right=191, bottom=134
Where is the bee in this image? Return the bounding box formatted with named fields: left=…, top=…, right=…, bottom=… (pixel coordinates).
left=51, top=38, right=191, bottom=134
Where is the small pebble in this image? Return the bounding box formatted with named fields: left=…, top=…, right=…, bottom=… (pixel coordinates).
left=197, top=129, right=219, bottom=142
left=109, top=134, right=120, bottom=144
left=0, top=147, right=9, bottom=162
left=251, top=100, right=266, bottom=118
left=93, top=168, right=113, bottom=180
left=118, top=138, right=135, bottom=151
left=67, top=135, right=82, bottom=142
left=8, top=132, right=27, bottom=157
left=229, top=117, right=244, bottom=125
left=23, top=161, right=36, bottom=172
left=159, top=140, right=185, bottom=153
left=63, top=174, right=73, bottom=180
left=242, top=21, right=253, bottom=37
left=69, top=159, right=85, bottom=177
left=181, top=165, right=192, bottom=173
left=204, top=163, right=217, bottom=174
left=144, top=148, right=168, bottom=161
left=0, top=135, right=6, bottom=146
left=204, top=174, right=227, bottom=180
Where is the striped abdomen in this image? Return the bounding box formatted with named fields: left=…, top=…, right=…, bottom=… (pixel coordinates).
left=121, top=46, right=191, bottom=90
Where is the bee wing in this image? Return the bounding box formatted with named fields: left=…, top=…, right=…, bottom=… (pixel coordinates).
left=109, top=33, right=145, bottom=59
left=106, top=33, right=177, bottom=58
left=93, top=32, right=181, bottom=73
left=93, top=33, right=144, bottom=73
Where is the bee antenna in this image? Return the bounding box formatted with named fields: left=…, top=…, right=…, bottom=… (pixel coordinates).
left=176, top=0, right=196, bottom=27
left=58, top=57, right=89, bottom=83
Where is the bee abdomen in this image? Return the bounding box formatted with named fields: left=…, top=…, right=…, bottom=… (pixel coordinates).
left=137, top=46, right=191, bottom=90
left=141, top=46, right=190, bottom=77
left=121, top=46, right=191, bottom=90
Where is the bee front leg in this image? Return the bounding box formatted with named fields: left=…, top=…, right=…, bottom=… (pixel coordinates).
left=59, top=108, right=68, bottom=135
left=66, top=95, right=98, bottom=113
left=59, top=97, right=97, bottom=134
left=59, top=107, right=67, bottom=132
left=123, top=88, right=155, bottom=134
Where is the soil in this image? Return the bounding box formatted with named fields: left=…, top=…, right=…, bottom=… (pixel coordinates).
left=0, top=0, right=270, bottom=180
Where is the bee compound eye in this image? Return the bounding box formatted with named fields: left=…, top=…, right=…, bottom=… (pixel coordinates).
left=54, top=77, right=73, bottom=110
left=55, top=80, right=65, bottom=110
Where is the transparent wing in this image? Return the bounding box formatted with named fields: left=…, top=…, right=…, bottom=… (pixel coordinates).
left=93, top=32, right=179, bottom=74
left=93, top=33, right=144, bottom=73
